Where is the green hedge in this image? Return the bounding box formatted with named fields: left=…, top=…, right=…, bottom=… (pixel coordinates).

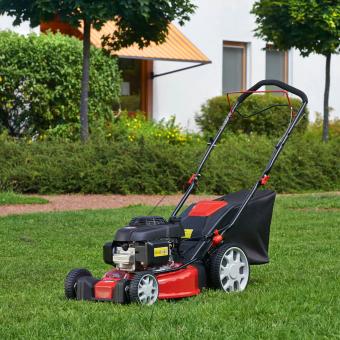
left=0, top=133, right=338, bottom=194
left=0, top=31, right=121, bottom=137
left=196, top=94, right=309, bottom=136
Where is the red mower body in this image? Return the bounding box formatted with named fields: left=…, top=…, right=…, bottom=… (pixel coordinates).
left=157, top=265, right=201, bottom=299
left=94, top=280, right=117, bottom=300
left=84, top=265, right=202, bottom=303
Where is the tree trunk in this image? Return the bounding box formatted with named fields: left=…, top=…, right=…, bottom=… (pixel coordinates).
left=322, top=53, right=331, bottom=142
left=80, top=19, right=91, bottom=142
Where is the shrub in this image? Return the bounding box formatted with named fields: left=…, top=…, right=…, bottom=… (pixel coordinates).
left=0, top=31, right=121, bottom=137
left=42, top=111, right=200, bottom=144
left=307, top=112, right=340, bottom=140
left=106, top=112, right=200, bottom=144
left=196, top=94, right=309, bottom=136
left=0, top=133, right=338, bottom=194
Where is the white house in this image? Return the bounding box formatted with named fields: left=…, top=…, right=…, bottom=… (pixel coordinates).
left=1, top=0, right=339, bottom=131
left=0, top=14, right=38, bottom=35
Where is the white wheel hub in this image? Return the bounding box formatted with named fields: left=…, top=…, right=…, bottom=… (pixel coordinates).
left=219, top=247, right=249, bottom=292
left=137, top=274, right=158, bottom=305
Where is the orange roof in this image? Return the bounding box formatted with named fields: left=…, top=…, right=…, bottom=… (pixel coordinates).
left=41, top=19, right=210, bottom=64
left=88, top=21, right=210, bottom=63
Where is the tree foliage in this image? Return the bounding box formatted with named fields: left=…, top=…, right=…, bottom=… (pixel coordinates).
left=0, top=31, right=121, bottom=137
left=252, top=0, right=339, bottom=142
left=0, top=0, right=196, bottom=51
left=252, top=0, right=339, bottom=57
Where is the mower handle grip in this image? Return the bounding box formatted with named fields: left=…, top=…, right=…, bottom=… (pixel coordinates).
left=237, top=79, right=308, bottom=105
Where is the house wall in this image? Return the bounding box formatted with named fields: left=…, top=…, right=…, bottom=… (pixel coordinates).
left=0, top=14, right=39, bottom=34
left=153, top=0, right=340, bottom=130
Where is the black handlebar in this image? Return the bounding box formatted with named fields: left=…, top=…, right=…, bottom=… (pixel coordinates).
left=237, top=79, right=308, bottom=105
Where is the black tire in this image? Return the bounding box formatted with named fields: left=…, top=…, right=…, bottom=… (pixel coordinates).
left=129, top=272, right=159, bottom=305
left=209, top=244, right=250, bottom=292
left=64, top=268, right=92, bottom=299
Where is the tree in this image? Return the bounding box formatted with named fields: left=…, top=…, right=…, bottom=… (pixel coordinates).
left=252, top=0, right=340, bottom=142
left=0, top=0, right=196, bottom=142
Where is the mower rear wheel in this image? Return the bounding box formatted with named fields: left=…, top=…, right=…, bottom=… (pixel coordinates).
left=210, top=245, right=249, bottom=292
left=129, top=272, right=159, bottom=305
left=64, top=268, right=92, bottom=299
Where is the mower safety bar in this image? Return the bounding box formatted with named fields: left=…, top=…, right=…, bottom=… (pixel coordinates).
left=237, top=79, right=308, bottom=105
left=171, top=80, right=308, bottom=219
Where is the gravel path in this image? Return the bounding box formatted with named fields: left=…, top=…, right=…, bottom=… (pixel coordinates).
left=2, top=191, right=338, bottom=217
left=0, top=194, right=218, bottom=217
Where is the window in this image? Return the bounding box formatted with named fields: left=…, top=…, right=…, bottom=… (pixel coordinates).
left=265, top=45, right=288, bottom=83
left=222, top=42, right=246, bottom=93
left=118, top=59, right=142, bottom=112
left=117, top=59, right=153, bottom=116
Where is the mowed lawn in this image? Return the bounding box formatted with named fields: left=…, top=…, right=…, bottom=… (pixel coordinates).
left=0, top=192, right=48, bottom=205
left=0, top=193, right=339, bottom=339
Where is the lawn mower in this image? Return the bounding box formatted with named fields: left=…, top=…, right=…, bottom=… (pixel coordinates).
left=65, top=79, right=308, bottom=305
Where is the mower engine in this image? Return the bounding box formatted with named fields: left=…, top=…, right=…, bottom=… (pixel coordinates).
left=103, top=216, right=179, bottom=272
left=105, top=240, right=172, bottom=271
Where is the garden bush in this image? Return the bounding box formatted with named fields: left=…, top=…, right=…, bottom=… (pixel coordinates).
left=41, top=111, right=199, bottom=143
left=307, top=113, right=340, bottom=140
left=0, top=31, right=121, bottom=137
left=0, top=132, right=338, bottom=194
left=104, top=112, right=199, bottom=144
left=196, top=94, right=309, bottom=136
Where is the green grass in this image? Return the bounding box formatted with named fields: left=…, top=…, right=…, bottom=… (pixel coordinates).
left=0, top=192, right=48, bottom=205
left=282, top=192, right=340, bottom=209
left=0, top=194, right=339, bottom=339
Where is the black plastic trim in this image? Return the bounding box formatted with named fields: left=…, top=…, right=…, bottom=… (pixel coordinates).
left=192, top=262, right=207, bottom=289
left=113, top=279, right=128, bottom=304
left=237, top=79, right=308, bottom=104
left=76, top=276, right=99, bottom=301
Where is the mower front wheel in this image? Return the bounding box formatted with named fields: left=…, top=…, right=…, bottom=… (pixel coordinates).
left=64, top=268, right=92, bottom=299
left=210, top=245, right=249, bottom=292
left=129, top=272, right=159, bottom=305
